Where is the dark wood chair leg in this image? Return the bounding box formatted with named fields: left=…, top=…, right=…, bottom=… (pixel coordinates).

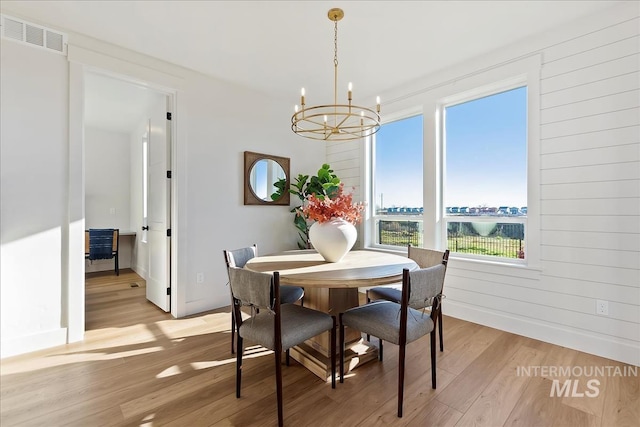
left=236, top=336, right=243, bottom=398
left=397, top=341, right=406, bottom=418
left=115, top=252, right=119, bottom=276
left=379, top=338, right=384, bottom=361
left=339, top=313, right=345, bottom=383
left=231, top=310, right=236, bottom=354
left=286, top=349, right=290, bottom=366
left=431, top=329, right=437, bottom=389
left=275, top=349, right=284, bottom=427
left=439, top=309, right=444, bottom=352
left=365, top=292, right=371, bottom=341
left=331, top=316, right=336, bottom=389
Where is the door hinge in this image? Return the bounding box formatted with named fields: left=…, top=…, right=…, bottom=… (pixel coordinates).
left=166, top=287, right=171, bottom=296
left=167, top=229, right=171, bottom=237
left=167, top=170, right=172, bottom=179
left=166, top=112, right=172, bottom=120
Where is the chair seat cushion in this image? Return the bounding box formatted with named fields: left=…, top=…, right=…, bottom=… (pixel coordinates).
left=280, top=285, right=304, bottom=305
left=342, top=301, right=434, bottom=345
left=239, top=304, right=333, bottom=351
left=368, top=286, right=401, bottom=303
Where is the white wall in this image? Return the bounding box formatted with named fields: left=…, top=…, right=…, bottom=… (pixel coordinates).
left=84, top=126, right=131, bottom=230
left=0, top=39, right=69, bottom=357
left=84, top=126, right=133, bottom=273
left=329, top=3, right=640, bottom=366
left=180, top=71, right=327, bottom=313
left=0, top=11, right=326, bottom=357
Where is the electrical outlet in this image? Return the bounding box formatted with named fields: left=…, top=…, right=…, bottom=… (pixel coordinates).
left=109, top=207, right=116, bottom=215
left=596, top=300, right=609, bottom=316
left=196, top=272, right=204, bottom=284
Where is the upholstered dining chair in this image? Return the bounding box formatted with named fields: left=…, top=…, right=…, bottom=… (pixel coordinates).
left=366, top=246, right=449, bottom=355
left=340, top=264, right=446, bottom=418
left=229, top=267, right=336, bottom=427
left=223, top=245, right=304, bottom=354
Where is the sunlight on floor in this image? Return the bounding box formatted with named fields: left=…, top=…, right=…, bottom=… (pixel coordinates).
left=156, top=346, right=274, bottom=378
left=1, top=345, right=165, bottom=375
left=154, top=312, right=231, bottom=338
left=2, top=312, right=232, bottom=376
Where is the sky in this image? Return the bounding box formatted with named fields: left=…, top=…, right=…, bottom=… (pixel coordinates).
left=375, top=86, right=527, bottom=208
left=374, top=114, right=423, bottom=208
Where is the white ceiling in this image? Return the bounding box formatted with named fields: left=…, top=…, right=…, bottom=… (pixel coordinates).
left=1, top=1, right=624, bottom=132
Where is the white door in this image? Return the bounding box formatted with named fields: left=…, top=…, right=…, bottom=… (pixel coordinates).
left=146, top=96, right=171, bottom=311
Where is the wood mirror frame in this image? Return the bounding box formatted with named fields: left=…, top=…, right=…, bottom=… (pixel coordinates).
left=244, top=151, right=290, bottom=206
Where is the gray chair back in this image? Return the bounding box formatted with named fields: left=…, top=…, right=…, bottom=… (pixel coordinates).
left=228, top=266, right=274, bottom=310
left=408, top=246, right=449, bottom=269
left=225, top=245, right=257, bottom=269
left=407, top=264, right=446, bottom=310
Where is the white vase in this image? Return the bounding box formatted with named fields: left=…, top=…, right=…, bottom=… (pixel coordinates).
left=309, top=218, right=357, bottom=262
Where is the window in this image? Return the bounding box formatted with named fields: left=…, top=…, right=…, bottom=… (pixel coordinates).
left=443, top=86, right=527, bottom=261
left=371, top=115, right=423, bottom=249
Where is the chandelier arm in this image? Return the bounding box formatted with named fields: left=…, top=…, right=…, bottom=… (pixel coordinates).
left=333, top=113, right=352, bottom=130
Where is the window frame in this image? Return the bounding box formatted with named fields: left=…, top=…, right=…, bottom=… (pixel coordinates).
left=364, top=55, right=541, bottom=268
left=367, top=108, right=424, bottom=252
left=429, top=57, right=541, bottom=268
left=440, top=81, right=529, bottom=265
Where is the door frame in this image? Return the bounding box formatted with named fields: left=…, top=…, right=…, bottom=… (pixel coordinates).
left=67, top=45, right=184, bottom=343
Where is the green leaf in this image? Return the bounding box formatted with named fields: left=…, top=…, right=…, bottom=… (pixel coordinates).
left=288, top=164, right=342, bottom=248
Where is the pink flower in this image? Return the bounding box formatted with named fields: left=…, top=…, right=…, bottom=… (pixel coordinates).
left=302, top=184, right=364, bottom=224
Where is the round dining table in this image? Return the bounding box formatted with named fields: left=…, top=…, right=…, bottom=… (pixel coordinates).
left=245, top=249, right=418, bottom=380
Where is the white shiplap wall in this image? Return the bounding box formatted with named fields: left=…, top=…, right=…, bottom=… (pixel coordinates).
left=535, top=12, right=640, bottom=362
left=327, top=4, right=640, bottom=365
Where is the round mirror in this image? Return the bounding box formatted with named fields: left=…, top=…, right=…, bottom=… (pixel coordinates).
left=249, top=159, right=287, bottom=202
left=244, top=151, right=290, bottom=205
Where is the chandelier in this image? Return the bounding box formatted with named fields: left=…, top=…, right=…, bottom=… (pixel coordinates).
left=291, top=8, right=381, bottom=141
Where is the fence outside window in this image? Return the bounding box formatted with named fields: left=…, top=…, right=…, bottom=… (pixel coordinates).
left=375, top=217, right=525, bottom=259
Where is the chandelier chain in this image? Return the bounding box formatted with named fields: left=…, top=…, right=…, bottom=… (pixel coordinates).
left=333, top=18, right=338, bottom=67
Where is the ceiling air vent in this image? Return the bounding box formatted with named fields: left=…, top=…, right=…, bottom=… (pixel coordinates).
left=1, top=14, right=67, bottom=55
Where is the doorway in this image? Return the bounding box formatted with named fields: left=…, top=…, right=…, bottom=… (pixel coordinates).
left=83, top=70, right=172, bottom=313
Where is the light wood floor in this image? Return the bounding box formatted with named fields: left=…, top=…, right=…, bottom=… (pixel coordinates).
left=1, top=269, right=638, bottom=426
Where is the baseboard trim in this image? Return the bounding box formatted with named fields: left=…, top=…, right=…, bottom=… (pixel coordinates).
left=1, top=328, right=68, bottom=359
left=133, top=265, right=148, bottom=281
left=445, top=301, right=640, bottom=367
left=184, top=299, right=222, bottom=317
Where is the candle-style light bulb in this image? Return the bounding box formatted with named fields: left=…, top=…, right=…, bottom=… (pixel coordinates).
left=360, top=111, right=364, bottom=126
left=348, top=82, right=353, bottom=101
left=376, top=96, right=381, bottom=113
left=294, top=105, right=299, bottom=113
left=301, top=88, right=306, bottom=106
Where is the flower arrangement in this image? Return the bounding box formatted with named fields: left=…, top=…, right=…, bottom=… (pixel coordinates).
left=302, top=184, right=364, bottom=225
